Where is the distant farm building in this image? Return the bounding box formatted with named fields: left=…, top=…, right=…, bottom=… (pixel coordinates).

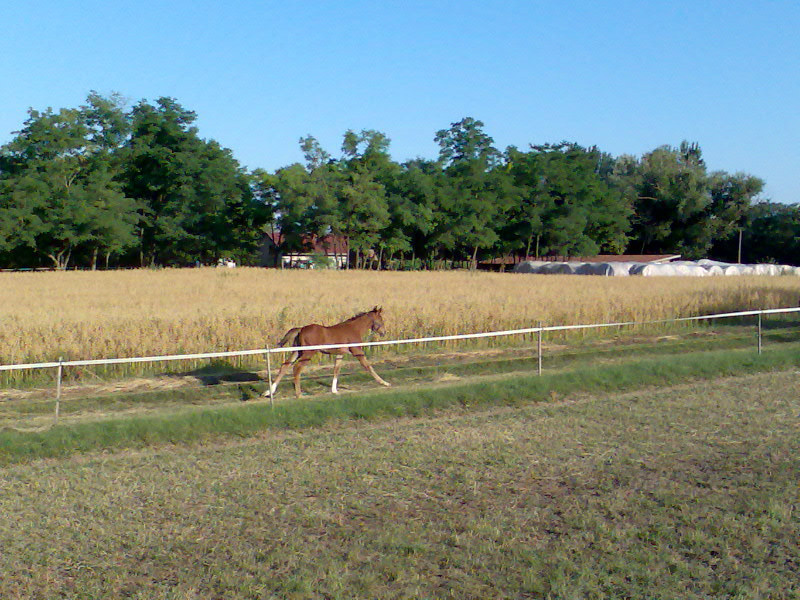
left=260, top=232, right=349, bottom=269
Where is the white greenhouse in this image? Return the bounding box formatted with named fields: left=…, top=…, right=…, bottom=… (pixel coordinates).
left=514, top=259, right=800, bottom=277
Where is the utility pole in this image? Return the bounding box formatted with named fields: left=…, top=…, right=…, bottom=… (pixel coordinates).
left=737, top=228, right=743, bottom=264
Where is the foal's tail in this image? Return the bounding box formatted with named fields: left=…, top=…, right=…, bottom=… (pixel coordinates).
left=277, top=327, right=302, bottom=348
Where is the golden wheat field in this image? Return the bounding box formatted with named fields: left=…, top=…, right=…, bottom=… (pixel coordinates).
left=1, top=267, right=800, bottom=365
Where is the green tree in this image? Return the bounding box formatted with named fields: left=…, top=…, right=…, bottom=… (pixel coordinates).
left=434, top=118, right=507, bottom=267
left=630, top=142, right=712, bottom=257
left=121, top=98, right=267, bottom=265
left=336, top=169, right=389, bottom=268
left=389, top=159, right=443, bottom=267
left=82, top=92, right=139, bottom=268
left=504, top=143, right=630, bottom=258
left=261, top=136, right=344, bottom=266
left=299, top=134, right=331, bottom=170
left=706, top=172, right=765, bottom=260
left=0, top=96, right=138, bottom=269
left=264, top=162, right=325, bottom=258
left=739, top=202, right=800, bottom=264
left=299, top=135, right=343, bottom=236
left=341, top=129, right=391, bottom=166
left=435, top=117, right=500, bottom=167
left=0, top=174, right=47, bottom=266
left=340, top=129, right=399, bottom=267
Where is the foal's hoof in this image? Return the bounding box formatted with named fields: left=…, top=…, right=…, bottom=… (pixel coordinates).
left=382, top=381, right=392, bottom=387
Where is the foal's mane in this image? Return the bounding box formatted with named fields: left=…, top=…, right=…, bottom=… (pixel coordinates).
left=343, top=309, right=373, bottom=323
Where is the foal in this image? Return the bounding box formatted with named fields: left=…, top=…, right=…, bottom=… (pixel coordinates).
left=264, top=306, right=391, bottom=398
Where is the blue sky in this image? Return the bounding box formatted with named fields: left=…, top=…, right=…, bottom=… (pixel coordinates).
left=2, top=1, right=798, bottom=203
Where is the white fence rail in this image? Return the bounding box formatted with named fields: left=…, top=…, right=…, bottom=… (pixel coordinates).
left=2, top=306, right=799, bottom=422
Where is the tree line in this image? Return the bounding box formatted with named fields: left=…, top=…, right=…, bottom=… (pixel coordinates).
left=1, top=92, right=797, bottom=270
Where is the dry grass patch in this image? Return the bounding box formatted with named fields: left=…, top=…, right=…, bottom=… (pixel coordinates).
left=2, top=268, right=799, bottom=368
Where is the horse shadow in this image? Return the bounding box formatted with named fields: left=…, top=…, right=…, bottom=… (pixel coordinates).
left=164, top=359, right=264, bottom=399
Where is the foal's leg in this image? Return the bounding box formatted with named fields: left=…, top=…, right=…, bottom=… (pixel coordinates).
left=331, top=355, right=343, bottom=394
left=354, top=353, right=391, bottom=387
left=292, top=350, right=314, bottom=398
left=263, top=352, right=298, bottom=397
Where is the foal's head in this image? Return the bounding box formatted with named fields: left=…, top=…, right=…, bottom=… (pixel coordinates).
left=369, top=306, right=386, bottom=336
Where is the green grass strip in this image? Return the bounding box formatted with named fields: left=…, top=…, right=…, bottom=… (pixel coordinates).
left=1, top=344, right=797, bottom=465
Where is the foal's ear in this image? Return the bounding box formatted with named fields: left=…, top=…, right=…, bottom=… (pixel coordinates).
left=373, top=305, right=382, bottom=313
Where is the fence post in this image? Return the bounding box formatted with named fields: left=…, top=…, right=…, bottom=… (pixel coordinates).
left=757, top=312, right=762, bottom=355
left=54, top=357, right=63, bottom=424
left=265, top=345, right=274, bottom=408
left=537, top=322, right=543, bottom=376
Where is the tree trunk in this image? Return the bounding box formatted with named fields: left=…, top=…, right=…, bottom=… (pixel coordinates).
left=91, top=247, right=98, bottom=271
left=471, top=245, right=479, bottom=270
left=48, top=248, right=71, bottom=270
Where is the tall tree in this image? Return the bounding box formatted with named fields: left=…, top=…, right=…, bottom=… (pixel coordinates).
left=264, top=162, right=330, bottom=257
left=434, top=117, right=500, bottom=167
left=504, top=143, right=630, bottom=258
left=0, top=95, right=138, bottom=269
left=340, top=129, right=399, bottom=267
left=630, top=142, right=712, bottom=257
left=261, top=136, right=344, bottom=264
left=390, top=159, right=443, bottom=266
left=82, top=92, right=139, bottom=268
left=434, top=117, right=507, bottom=267
left=299, top=135, right=331, bottom=170
left=335, top=169, right=390, bottom=268
left=121, top=97, right=267, bottom=265
left=737, top=202, right=800, bottom=265
left=706, top=171, right=764, bottom=245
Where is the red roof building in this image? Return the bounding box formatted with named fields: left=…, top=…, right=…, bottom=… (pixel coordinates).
left=260, top=232, right=350, bottom=268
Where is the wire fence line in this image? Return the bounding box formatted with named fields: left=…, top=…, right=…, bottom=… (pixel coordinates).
left=3, top=306, right=799, bottom=425
left=2, top=306, right=799, bottom=374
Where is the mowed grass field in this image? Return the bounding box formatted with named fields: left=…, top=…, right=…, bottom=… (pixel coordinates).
left=2, top=267, right=800, bottom=367
left=0, top=371, right=798, bottom=599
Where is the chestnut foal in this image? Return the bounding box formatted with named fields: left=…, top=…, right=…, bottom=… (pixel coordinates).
left=264, top=307, right=391, bottom=398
